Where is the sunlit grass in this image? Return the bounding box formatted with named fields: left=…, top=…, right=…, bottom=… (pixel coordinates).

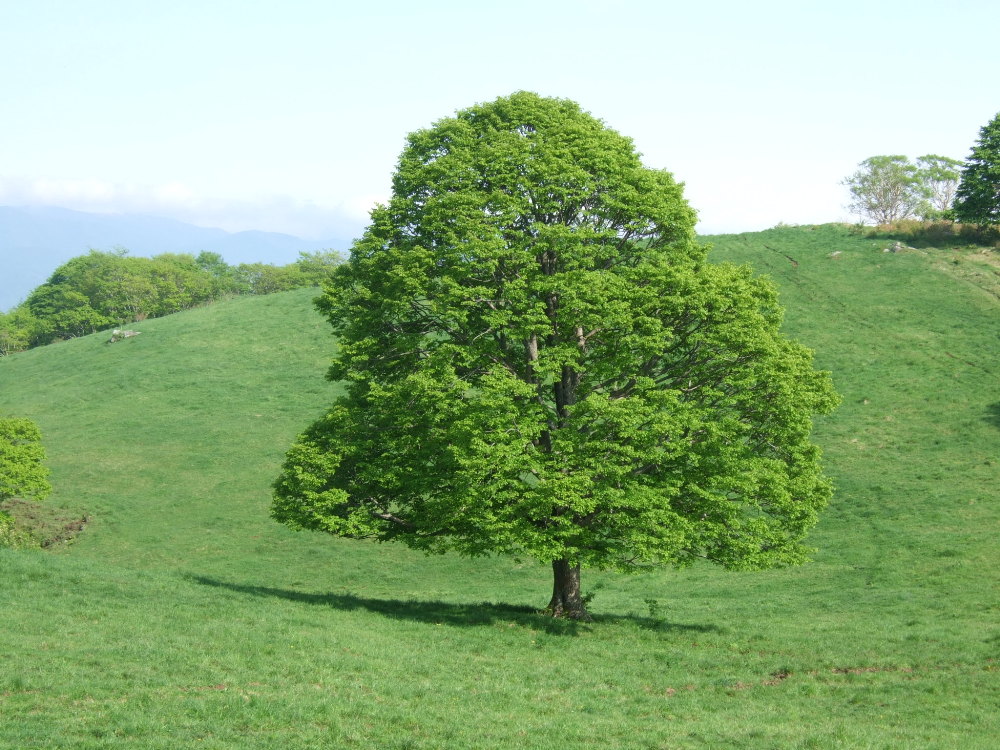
left=1, top=228, right=998, bottom=748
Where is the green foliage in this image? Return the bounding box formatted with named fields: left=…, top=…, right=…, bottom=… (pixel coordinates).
left=3, top=247, right=343, bottom=354
left=291, top=249, right=344, bottom=286
left=0, top=510, right=37, bottom=549
left=144, top=253, right=218, bottom=315
left=0, top=417, right=51, bottom=542
left=954, top=111, right=1000, bottom=227
left=229, top=262, right=299, bottom=295
left=22, top=250, right=216, bottom=345
left=24, top=280, right=113, bottom=343
left=843, top=155, right=967, bottom=224
left=0, top=305, right=42, bottom=355
left=915, top=154, right=963, bottom=219
left=842, top=155, right=926, bottom=224
left=0, top=237, right=997, bottom=745
left=194, top=250, right=241, bottom=296
left=0, top=236, right=998, bottom=745
left=224, top=251, right=343, bottom=296
left=274, top=93, right=839, bottom=609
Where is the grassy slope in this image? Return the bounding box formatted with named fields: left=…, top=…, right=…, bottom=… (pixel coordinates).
left=1, top=227, right=997, bottom=749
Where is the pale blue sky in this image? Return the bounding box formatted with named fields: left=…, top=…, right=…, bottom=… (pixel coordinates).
left=2, top=0, right=997, bottom=240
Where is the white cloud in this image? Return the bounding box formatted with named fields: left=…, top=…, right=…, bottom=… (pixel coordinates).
left=153, top=181, right=196, bottom=203
left=6, top=177, right=118, bottom=209
left=344, top=193, right=390, bottom=223
left=0, top=176, right=366, bottom=242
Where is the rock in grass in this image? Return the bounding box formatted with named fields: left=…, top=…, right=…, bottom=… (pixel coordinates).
left=108, top=329, right=141, bottom=343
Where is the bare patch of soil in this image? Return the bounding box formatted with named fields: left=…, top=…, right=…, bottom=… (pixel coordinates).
left=0, top=498, right=90, bottom=548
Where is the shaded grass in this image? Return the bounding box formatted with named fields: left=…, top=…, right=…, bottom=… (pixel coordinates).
left=2, top=230, right=999, bottom=748
left=858, top=219, right=1000, bottom=250
left=184, top=573, right=723, bottom=636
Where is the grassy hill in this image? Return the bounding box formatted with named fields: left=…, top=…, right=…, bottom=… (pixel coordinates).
left=1, top=225, right=997, bottom=749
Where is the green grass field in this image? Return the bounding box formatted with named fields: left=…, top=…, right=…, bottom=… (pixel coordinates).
left=1, top=225, right=997, bottom=748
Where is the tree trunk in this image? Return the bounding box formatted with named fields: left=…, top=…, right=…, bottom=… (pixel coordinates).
left=546, top=559, right=591, bottom=620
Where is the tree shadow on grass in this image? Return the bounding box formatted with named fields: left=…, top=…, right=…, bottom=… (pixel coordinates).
left=187, top=574, right=720, bottom=637
left=986, top=403, right=1000, bottom=430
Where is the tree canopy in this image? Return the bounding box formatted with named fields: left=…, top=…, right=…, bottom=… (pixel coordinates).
left=915, top=155, right=963, bottom=219
left=842, top=154, right=968, bottom=224
left=842, top=156, right=926, bottom=224
left=273, top=92, right=839, bottom=618
left=1, top=249, right=342, bottom=354
left=954, top=111, right=1000, bottom=227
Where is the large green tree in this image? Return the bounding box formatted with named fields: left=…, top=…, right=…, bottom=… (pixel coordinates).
left=273, top=92, right=838, bottom=619
left=953, top=111, right=1000, bottom=227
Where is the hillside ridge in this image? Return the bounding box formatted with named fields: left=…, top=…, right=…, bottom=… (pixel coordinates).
left=1, top=224, right=997, bottom=748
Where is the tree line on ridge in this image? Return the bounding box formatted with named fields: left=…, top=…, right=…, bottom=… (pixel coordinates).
left=843, top=111, right=1000, bottom=228
left=0, top=248, right=342, bottom=355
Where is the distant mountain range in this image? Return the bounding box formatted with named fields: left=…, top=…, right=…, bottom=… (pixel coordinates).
left=0, top=206, right=352, bottom=311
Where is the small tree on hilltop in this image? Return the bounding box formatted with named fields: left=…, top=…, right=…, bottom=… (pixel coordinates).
left=273, top=92, right=839, bottom=619
left=954, top=112, right=1000, bottom=228
left=915, top=155, right=963, bottom=219
left=842, top=155, right=926, bottom=225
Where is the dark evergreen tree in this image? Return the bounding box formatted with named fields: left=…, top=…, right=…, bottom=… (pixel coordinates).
left=954, top=112, right=1000, bottom=227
